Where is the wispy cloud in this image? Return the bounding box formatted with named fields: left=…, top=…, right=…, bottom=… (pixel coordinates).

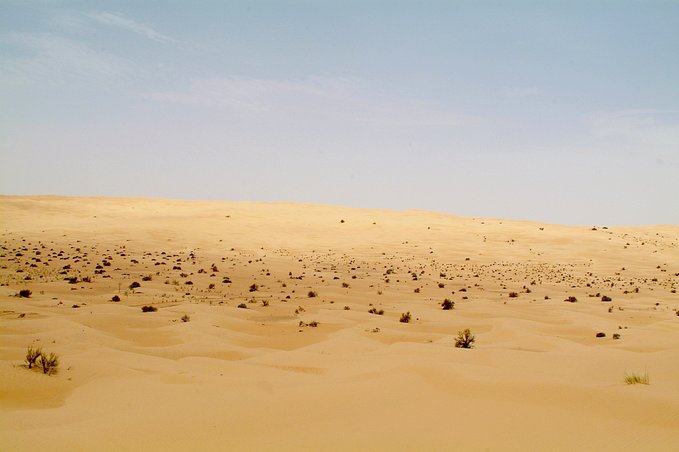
left=86, top=11, right=176, bottom=43
left=0, top=33, right=133, bottom=85
left=145, top=76, right=480, bottom=128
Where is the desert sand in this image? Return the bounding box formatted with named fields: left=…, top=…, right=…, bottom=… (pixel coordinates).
left=1, top=195, right=677, bottom=451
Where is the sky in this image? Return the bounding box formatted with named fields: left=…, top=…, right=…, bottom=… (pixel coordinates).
left=1, top=0, right=678, bottom=226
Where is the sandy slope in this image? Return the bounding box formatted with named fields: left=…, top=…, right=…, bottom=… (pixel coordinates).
left=1, top=195, right=677, bottom=451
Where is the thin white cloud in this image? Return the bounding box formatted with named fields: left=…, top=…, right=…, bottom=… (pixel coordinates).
left=86, top=11, right=176, bottom=43
left=584, top=109, right=679, bottom=165
left=0, top=33, right=133, bottom=84
left=144, top=76, right=480, bottom=128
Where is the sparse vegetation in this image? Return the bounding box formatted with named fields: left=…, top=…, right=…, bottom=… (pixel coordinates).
left=455, top=329, right=475, bottom=348
left=181, top=314, right=190, bottom=322
left=238, top=303, right=248, bottom=309
left=249, top=283, right=258, bottom=292
left=368, top=307, right=384, bottom=315
left=141, top=305, right=157, bottom=312
left=564, top=296, right=577, bottom=303
left=399, top=311, right=411, bottom=323
left=624, top=372, right=649, bottom=385
left=508, top=292, right=518, bottom=298
left=308, top=290, right=318, bottom=298
left=19, top=289, right=32, bottom=298
left=38, top=352, right=59, bottom=375
left=25, top=345, right=42, bottom=369
left=601, top=295, right=612, bottom=302
left=111, top=295, right=120, bottom=302
left=441, top=299, right=454, bottom=310
left=129, top=281, right=141, bottom=290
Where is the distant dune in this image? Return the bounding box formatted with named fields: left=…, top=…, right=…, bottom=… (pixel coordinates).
left=1, top=195, right=678, bottom=451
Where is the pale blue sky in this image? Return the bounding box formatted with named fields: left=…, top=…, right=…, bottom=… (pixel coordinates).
left=1, top=1, right=678, bottom=225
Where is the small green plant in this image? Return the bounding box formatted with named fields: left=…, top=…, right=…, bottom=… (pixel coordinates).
left=25, top=345, right=42, bottom=368
left=624, top=372, right=649, bottom=385
left=455, top=329, right=475, bottom=348
left=38, top=352, right=59, bottom=375
left=399, top=311, right=411, bottom=323
left=141, top=305, right=157, bottom=312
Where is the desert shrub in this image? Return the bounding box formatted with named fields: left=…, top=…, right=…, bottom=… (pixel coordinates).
left=19, top=289, right=32, bottom=298
left=142, top=275, right=152, bottom=281
left=441, top=299, right=454, bottom=310
left=129, top=281, right=141, bottom=290
left=624, top=372, right=649, bottom=385
left=612, top=333, right=620, bottom=340
left=262, top=300, right=269, bottom=307
left=181, top=314, right=190, bottom=322
left=249, top=283, right=258, bottom=292
left=208, top=283, right=215, bottom=290
left=111, top=295, right=120, bottom=302
left=368, top=307, right=384, bottom=315
left=596, top=332, right=606, bottom=338
left=455, top=329, right=475, bottom=348
left=38, top=352, right=59, bottom=375
left=238, top=303, right=248, bottom=309
left=438, top=283, right=445, bottom=288
left=141, top=305, right=157, bottom=312
left=508, top=292, right=518, bottom=298
left=308, top=290, right=318, bottom=298
left=601, top=295, right=612, bottom=302
left=564, top=296, right=577, bottom=303
left=342, top=282, right=350, bottom=288
left=399, top=311, right=411, bottom=323
left=25, top=345, right=42, bottom=368
left=344, top=306, right=350, bottom=310
left=414, top=288, right=420, bottom=293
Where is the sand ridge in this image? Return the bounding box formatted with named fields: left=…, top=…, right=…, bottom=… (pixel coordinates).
left=1, top=195, right=678, bottom=450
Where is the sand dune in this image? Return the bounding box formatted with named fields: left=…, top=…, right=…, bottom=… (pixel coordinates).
left=1, top=195, right=678, bottom=451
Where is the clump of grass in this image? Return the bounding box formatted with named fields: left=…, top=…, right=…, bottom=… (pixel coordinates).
left=601, top=295, right=612, bottom=302
left=142, top=275, right=153, bottom=281
left=249, top=283, right=258, bottom=292
left=141, top=305, right=157, bottom=312
left=237, top=303, right=248, bottom=309
left=262, top=299, right=269, bottom=307
left=508, top=292, right=518, bottom=298
left=308, top=290, right=318, bottom=298
left=399, top=311, right=411, bottom=323
left=441, top=299, right=454, bottom=310
left=342, top=282, right=350, bottom=288
left=564, top=296, right=577, bottom=303
left=25, top=345, right=42, bottom=369
left=624, top=371, right=649, bottom=385
left=19, top=289, right=32, bottom=298
left=368, top=307, right=384, bottom=315
left=455, top=329, right=475, bottom=348
left=181, top=314, right=190, bottom=322
left=38, top=352, right=59, bottom=375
